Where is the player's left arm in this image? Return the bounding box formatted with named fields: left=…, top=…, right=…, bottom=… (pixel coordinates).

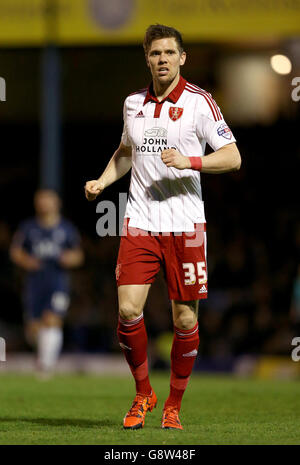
left=162, top=93, right=242, bottom=173
left=59, top=247, right=84, bottom=268
left=161, top=143, right=241, bottom=173
left=59, top=223, right=84, bottom=268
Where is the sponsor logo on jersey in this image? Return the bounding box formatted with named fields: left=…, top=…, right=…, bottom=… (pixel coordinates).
left=217, top=123, right=232, bottom=140
left=32, top=239, right=61, bottom=259
left=144, top=127, right=167, bottom=137
left=135, top=110, right=145, bottom=118
left=135, top=127, right=176, bottom=155
left=198, top=284, right=207, bottom=294
left=169, top=107, right=183, bottom=121
left=182, top=349, right=198, bottom=357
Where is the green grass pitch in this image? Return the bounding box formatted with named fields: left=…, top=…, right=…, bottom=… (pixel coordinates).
left=0, top=372, right=299, bottom=445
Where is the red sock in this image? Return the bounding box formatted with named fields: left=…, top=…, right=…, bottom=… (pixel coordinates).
left=117, top=313, right=152, bottom=396
left=164, top=322, right=199, bottom=411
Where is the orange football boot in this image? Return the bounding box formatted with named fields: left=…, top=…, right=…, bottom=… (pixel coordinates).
left=123, top=391, right=157, bottom=429
left=161, top=406, right=183, bottom=430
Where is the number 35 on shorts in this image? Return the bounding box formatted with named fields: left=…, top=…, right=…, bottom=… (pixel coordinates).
left=182, top=261, right=207, bottom=285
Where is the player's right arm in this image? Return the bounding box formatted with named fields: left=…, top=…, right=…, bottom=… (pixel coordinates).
left=10, top=247, right=41, bottom=271
left=85, top=142, right=132, bottom=201
left=10, top=227, right=41, bottom=271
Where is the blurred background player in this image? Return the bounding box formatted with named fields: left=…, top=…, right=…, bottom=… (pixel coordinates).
left=10, top=189, right=84, bottom=375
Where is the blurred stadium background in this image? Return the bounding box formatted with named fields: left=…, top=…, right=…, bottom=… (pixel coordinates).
left=1, top=0, right=300, bottom=380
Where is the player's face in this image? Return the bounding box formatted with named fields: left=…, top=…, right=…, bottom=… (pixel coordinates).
left=146, top=37, right=186, bottom=85
left=34, top=190, right=61, bottom=216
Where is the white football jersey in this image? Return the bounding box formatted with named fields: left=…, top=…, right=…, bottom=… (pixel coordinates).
left=121, top=76, right=236, bottom=232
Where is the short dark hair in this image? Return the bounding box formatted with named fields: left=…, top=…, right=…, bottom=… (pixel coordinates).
left=143, top=24, right=184, bottom=55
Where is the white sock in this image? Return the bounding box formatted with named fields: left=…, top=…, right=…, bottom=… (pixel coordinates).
left=37, top=327, right=63, bottom=372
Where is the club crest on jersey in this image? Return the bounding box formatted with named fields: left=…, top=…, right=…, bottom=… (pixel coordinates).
left=169, top=107, right=183, bottom=121
left=217, top=123, right=232, bottom=140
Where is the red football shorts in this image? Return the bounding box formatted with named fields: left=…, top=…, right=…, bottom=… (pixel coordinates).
left=115, top=218, right=208, bottom=301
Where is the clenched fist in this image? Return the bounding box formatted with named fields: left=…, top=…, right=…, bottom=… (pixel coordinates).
left=84, top=180, right=105, bottom=201
left=161, top=148, right=191, bottom=170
